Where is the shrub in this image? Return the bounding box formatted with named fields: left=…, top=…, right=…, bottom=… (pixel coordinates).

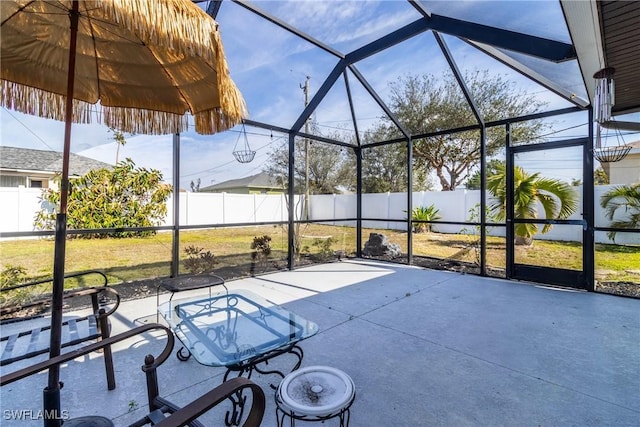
left=408, top=204, right=441, bottom=233
left=183, top=246, right=216, bottom=274
left=311, top=237, right=337, bottom=260
left=34, top=158, right=172, bottom=238
left=0, top=265, right=33, bottom=307
left=251, top=235, right=272, bottom=274
left=251, top=235, right=272, bottom=259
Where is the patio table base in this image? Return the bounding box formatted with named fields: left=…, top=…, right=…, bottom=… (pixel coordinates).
left=222, top=344, right=304, bottom=426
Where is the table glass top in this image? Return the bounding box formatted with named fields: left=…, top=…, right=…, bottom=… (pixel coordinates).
left=158, top=289, right=319, bottom=367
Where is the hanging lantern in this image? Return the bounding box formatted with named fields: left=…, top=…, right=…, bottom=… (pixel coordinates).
left=232, top=122, right=256, bottom=163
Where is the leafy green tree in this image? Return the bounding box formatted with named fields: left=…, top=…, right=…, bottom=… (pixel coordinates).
left=372, top=70, right=546, bottom=190
left=594, top=167, right=609, bottom=185
left=361, top=144, right=407, bottom=193
left=35, top=158, right=172, bottom=238
left=600, top=182, right=640, bottom=242
left=264, top=130, right=354, bottom=194
left=307, top=142, right=354, bottom=194
left=359, top=128, right=433, bottom=193
left=487, top=163, right=578, bottom=245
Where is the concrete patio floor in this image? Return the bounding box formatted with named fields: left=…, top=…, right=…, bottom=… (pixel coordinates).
left=1, top=259, right=639, bottom=426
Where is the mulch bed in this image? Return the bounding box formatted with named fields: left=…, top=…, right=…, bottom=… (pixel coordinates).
left=594, top=281, right=640, bottom=298
left=1, top=258, right=295, bottom=320
left=3, top=255, right=637, bottom=321
left=410, top=255, right=639, bottom=298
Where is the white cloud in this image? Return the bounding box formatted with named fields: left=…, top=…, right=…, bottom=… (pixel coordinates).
left=267, top=0, right=419, bottom=50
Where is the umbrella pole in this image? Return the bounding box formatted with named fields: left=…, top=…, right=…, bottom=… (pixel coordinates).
left=45, top=2, right=79, bottom=426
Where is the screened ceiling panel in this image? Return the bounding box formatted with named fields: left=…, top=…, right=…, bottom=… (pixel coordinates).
left=353, top=29, right=447, bottom=98
left=495, top=49, right=588, bottom=104
left=418, top=0, right=572, bottom=43
left=354, top=32, right=478, bottom=135
left=306, top=74, right=358, bottom=144
left=439, top=34, right=580, bottom=118
left=216, top=2, right=343, bottom=129
left=351, top=30, right=461, bottom=136
left=344, top=67, right=404, bottom=143
left=250, top=1, right=421, bottom=55
left=538, top=110, right=590, bottom=142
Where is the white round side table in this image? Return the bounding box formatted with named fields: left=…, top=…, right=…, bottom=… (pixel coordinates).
left=275, top=366, right=355, bottom=427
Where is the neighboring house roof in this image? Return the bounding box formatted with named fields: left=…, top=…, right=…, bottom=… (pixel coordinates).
left=0, top=146, right=111, bottom=176
left=200, top=172, right=281, bottom=192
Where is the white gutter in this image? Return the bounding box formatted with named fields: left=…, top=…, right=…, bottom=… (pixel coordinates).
left=560, top=0, right=605, bottom=104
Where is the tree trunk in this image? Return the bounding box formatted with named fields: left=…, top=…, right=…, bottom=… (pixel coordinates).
left=435, top=167, right=451, bottom=191
left=515, top=236, right=534, bottom=246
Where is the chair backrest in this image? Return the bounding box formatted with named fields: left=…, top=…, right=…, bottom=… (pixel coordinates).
left=0, top=323, right=265, bottom=427
left=151, top=377, right=265, bottom=427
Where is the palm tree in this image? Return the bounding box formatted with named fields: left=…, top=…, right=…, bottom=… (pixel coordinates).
left=600, top=183, right=640, bottom=242
left=487, top=163, right=578, bottom=245
left=112, top=129, right=127, bottom=164
left=406, top=204, right=441, bottom=233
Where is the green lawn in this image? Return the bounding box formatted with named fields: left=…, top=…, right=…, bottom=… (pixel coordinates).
left=1, top=224, right=638, bottom=295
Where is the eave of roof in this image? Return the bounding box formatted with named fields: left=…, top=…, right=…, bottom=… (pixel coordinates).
left=0, top=146, right=112, bottom=176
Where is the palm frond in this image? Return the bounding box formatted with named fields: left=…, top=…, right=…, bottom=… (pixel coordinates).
left=515, top=222, right=538, bottom=239
left=534, top=177, right=578, bottom=219
left=600, top=184, right=640, bottom=220
left=486, top=164, right=579, bottom=241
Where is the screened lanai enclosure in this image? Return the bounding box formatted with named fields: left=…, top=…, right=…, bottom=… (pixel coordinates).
left=1, top=1, right=639, bottom=298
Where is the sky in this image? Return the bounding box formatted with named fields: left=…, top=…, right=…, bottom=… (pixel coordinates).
left=2, top=0, right=637, bottom=190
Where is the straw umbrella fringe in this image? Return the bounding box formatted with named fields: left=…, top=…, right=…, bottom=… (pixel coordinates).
left=1, top=79, right=246, bottom=135
left=0, top=0, right=247, bottom=134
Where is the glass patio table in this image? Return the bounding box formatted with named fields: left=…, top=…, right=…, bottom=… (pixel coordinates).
left=158, top=289, right=319, bottom=378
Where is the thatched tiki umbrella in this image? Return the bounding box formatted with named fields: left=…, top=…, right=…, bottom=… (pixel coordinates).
left=1, top=0, right=245, bottom=424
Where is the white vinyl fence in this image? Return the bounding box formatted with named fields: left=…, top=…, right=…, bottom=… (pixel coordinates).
left=1, top=186, right=638, bottom=245
left=175, top=191, right=294, bottom=226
